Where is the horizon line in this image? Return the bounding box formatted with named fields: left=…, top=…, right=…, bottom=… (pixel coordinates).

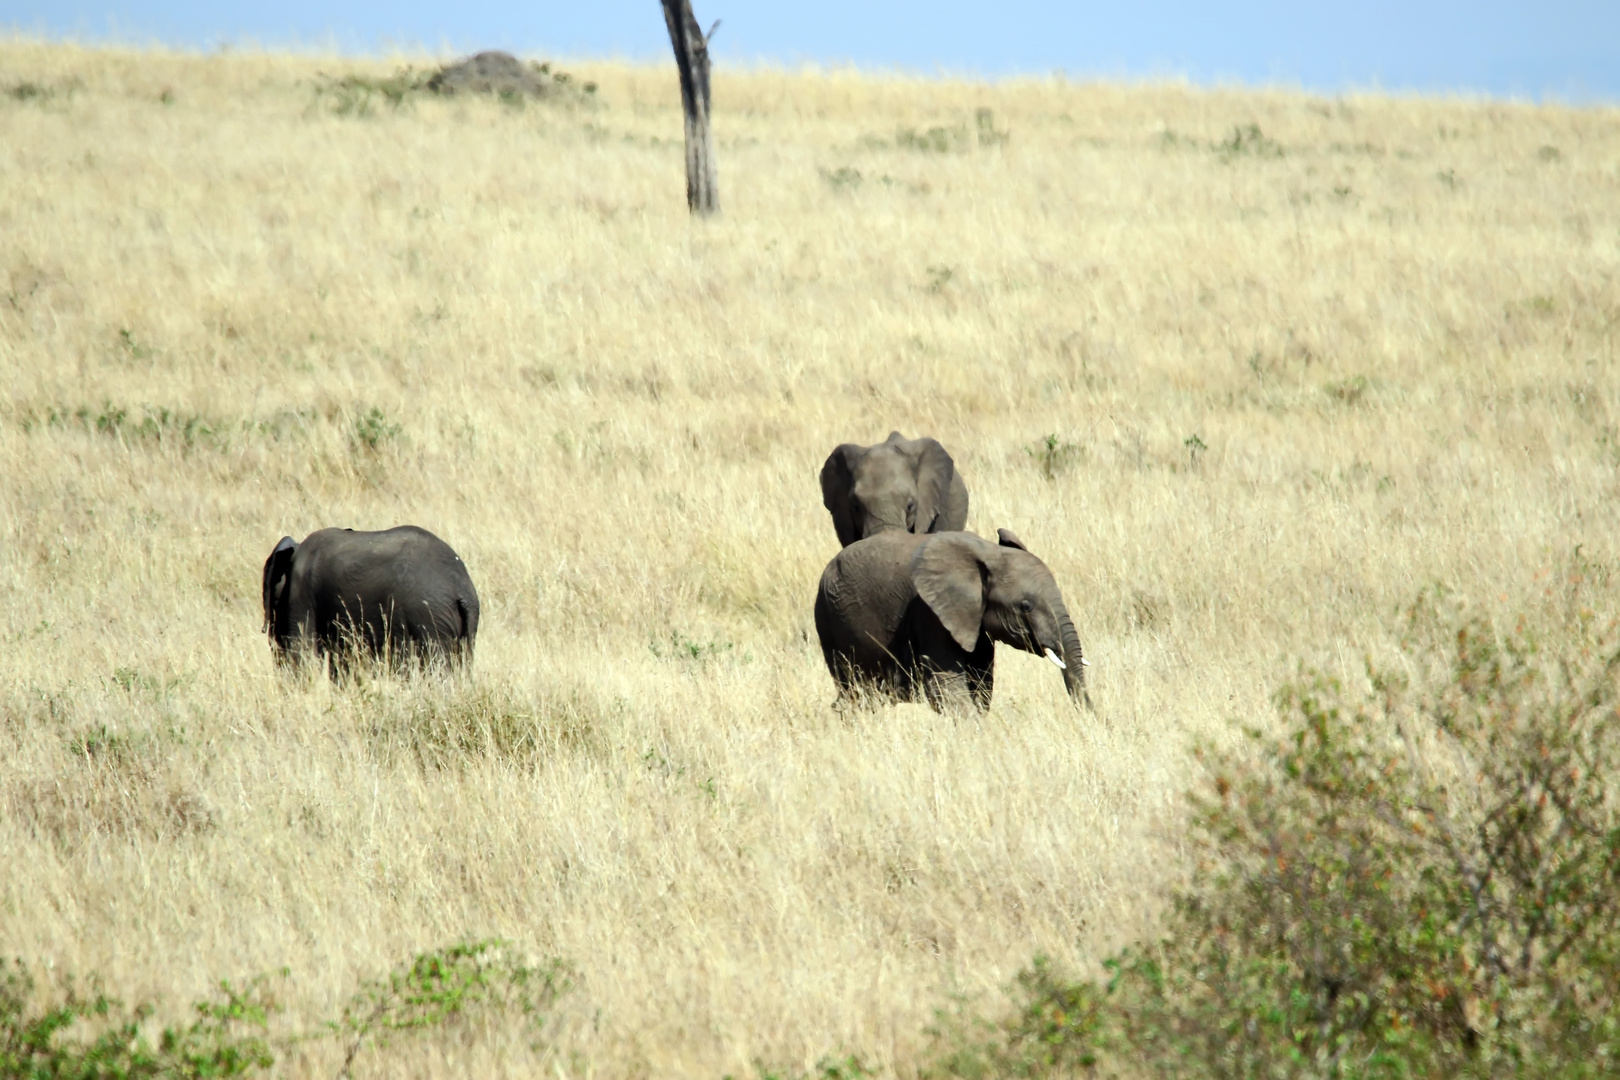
left=5, top=28, right=1618, bottom=108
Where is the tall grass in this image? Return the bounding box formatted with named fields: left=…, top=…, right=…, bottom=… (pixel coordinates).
left=1, top=37, right=1616, bottom=1077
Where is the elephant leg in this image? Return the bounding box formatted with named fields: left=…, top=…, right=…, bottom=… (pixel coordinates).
left=825, top=651, right=874, bottom=709
left=921, top=639, right=993, bottom=713
left=921, top=668, right=977, bottom=713
left=966, top=636, right=995, bottom=710
left=909, top=603, right=994, bottom=713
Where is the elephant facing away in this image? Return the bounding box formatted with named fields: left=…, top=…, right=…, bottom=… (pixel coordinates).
left=820, top=431, right=970, bottom=548
left=261, top=526, right=479, bottom=671
left=814, top=528, right=1090, bottom=712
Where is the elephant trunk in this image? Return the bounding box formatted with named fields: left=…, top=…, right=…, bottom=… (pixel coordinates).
left=1057, top=608, right=1092, bottom=709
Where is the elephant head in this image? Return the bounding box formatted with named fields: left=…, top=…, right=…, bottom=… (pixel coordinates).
left=911, top=529, right=1090, bottom=706
left=261, top=535, right=298, bottom=651
left=820, top=431, right=969, bottom=547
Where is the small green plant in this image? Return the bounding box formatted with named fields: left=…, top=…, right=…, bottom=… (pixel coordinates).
left=1182, top=432, right=1207, bottom=467
left=0, top=941, right=570, bottom=1080
left=352, top=405, right=402, bottom=451
left=5, top=81, right=50, bottom=102
left=1538, top=145, right=1562, bottom=163
left=21, top=401, right=223, bottom=447
left=3, top=78, right=78, bottom=104
left=1437, top=167, right=1460, bottom=189
left=897, top=124, right=969, bottom=153
left=819, top=165, right=863, bottom=191
left=1325, top=373, right=1371, bottom=405
left=250, top=407, right=316, bottom=442
left=68, top=722, right=135, bottom=762
left=1026, top=433, right=1084, bottom=480
left=117, top=327, right=153, bottom=361
left=0, top=960, right=278, bottom=1079
left=312, top=68, right=431, bottom=117
left=642, top=746, right=722, bottom=801
left=887, top=111, right=1003, bottom=153
left=1215, top=122, right=1283, bottom=159
left=1598, top=425, right=1620, bottom=468
left=739, top=1053, right=874, bottom=1080
left=878, top=174, right=931, bottom=194
left=925, top=264, right=955, bottom=294
left=974, top=107, right=1009, bottom=148
left=332, top=940, right=573, bottom=1078
left=648, top=630, right=735, bottom=663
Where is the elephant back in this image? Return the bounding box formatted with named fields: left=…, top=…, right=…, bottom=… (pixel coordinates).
left=816, top=530, right=927, bottom=662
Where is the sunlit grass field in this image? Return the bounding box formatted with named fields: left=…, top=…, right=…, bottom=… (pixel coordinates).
left=1, top=37, right=1617, bottom=1077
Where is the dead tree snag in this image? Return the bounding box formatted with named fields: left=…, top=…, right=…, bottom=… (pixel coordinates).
left=661, top=0, right=719, bottom=216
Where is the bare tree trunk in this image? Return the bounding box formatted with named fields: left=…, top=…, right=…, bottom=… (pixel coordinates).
left=661, top=0, right=719, bottom=216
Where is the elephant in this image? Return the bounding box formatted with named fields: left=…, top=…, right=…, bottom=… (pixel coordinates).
left=820, top=431, right=970, bottom=548
left=261, top=525, right=479, bottom=671
left=814, top=527, right=1090, bottom=712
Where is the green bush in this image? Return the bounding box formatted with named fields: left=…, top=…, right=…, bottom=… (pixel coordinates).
left=1215, top=123, right=1284, bottom=159
left=0, top=940, right=571, bottom=1080
left=933, top=595, right=1620, bottom=1078
left=351, top=404, right=402, bottom=452
left=311, top=69, right=433, bottom=117
left=0, top=961, right=276, bottom=1079
left=1026, top=434, right=1084, bottom=480
left=332, top=940, right=573, bottom=1077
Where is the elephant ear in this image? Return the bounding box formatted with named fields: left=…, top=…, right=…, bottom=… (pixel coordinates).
left=996, top=528, right=1029, bottom=552
left=820, top=444, right=866, bottom=547
left=262, top=536, right=297, bottom=637
left=911, top=533, right=988, bottom=652
left=908, top=437, right=958, bottom=535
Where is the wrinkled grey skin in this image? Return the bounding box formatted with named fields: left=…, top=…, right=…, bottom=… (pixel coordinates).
left=820, top=431, right=970, bottom=548
left=262, top=526, right=479, bottom=672
left=814, top=528, right=1090, bottom=712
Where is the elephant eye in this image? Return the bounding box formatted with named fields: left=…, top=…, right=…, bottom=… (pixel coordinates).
left=1018, top=599, right=1034, bottom=614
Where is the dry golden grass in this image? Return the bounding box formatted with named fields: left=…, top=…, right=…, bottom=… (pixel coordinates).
left=1, top=36, right=1618, bottom=1077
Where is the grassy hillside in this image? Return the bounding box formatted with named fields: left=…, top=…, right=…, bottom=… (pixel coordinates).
left=1, top=38, right=1617, bottom=1077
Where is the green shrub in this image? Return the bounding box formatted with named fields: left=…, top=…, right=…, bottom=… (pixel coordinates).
left=351, top=404, right=402, bottom=451
left=312, top=69, right=432, bottom=117
left=1215, top=123, right=1284, bottom=160
left=0, top=961, right=276, bottom=1079
left=1325, top=374, right=1372, bottom=405
left=0, top=941, right=572, bottom=1080
left=932, top=595, right=1620, bottom=1078
left=1026, top=433, right=1084, bottom=480
left=820, top=166, right=863, bottom=191
left=3, top=78, right=80, bottom=105
left=648, top=630, right=736, bottom=663
left=898, top=124, right=969, bottom=153
left=333, top=940, right=573, bottom=1077
left=738, top=1054, right=874, bottom=1080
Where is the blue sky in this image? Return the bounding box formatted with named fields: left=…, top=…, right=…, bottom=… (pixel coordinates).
left=8, top=1, right=1619, bottom=102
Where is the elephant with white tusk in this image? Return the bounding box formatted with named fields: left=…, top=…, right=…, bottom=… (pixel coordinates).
left=261, top=525, right=479, bottom=673
left=820, top=431, right=970, bottom=547
left=814, top=527, right=1091, bottom=712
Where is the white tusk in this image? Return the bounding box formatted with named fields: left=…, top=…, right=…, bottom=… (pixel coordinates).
left=1043, top=648, right=1066, bottom=670
left=1081, top=657, right=1090, bottom=666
